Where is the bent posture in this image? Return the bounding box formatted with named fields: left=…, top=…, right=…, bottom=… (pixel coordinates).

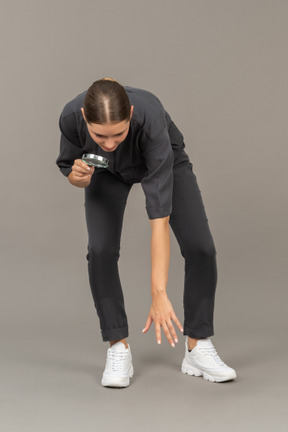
left=56, top=78, right=237, bottom=386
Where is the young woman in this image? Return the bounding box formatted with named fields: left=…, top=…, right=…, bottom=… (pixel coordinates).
left=56, top=78, right=237, bottom=387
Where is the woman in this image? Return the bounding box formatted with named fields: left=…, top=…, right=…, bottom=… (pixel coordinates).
left=56, top=78, right=237, bottom=387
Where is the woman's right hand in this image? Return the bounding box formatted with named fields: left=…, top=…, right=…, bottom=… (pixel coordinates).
left=68, top=159, right=95, bottom=188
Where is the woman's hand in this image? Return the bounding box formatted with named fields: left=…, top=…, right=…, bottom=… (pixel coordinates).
left=142, top=292, right=183, bottom=347
left=68, top=159, right=95, bottom=188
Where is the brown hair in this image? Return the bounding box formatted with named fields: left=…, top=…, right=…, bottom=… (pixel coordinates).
left=83, top=78, right=131, bottom=124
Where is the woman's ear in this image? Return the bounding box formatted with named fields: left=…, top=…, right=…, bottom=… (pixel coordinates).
left=81, top=107, right=86, bottom=122
left=130, top=105, right=134, bottom=119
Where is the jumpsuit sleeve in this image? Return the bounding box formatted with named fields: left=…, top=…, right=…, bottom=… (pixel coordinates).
left=140, top=123, right=174, bottom=220
left=56, top=112, right=84, bottom=177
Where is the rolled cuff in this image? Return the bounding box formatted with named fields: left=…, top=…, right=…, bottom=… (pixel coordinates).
left=146, top=204, right=172, bottom=220
left=183, top=324, right=214, bottom=339
left=101, top=326, right=129, bottom=342
left=59, top=167, right=72, bottom=177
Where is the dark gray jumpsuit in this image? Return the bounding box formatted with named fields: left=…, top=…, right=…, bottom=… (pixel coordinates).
left=56, top=86, right=217, bottom=341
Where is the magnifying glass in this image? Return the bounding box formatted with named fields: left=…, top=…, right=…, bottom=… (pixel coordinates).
left=82, top=153, right=109, bottom=169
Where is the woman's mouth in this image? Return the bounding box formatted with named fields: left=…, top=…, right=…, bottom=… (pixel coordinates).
left=102, top=145, right=117, bottom=152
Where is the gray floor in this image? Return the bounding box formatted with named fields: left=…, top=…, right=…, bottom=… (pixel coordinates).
left=1, top=312, right=287, bottom=432
left=1, top=184, right=288, bottom=432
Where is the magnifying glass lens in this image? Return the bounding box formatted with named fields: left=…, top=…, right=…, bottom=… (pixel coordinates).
left=82, top=154, right=109, bottom=168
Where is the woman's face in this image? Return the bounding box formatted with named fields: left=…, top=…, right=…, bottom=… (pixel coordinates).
left=81, top=106, right=133, bottom=153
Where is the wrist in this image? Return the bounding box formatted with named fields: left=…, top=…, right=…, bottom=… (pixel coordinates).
left=151, top=288, right=167, bottom=298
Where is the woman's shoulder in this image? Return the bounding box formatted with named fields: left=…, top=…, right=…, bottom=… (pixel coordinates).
left=125, top=86, right=162, bottom=107
left=125, top=86, right=167, bottom=126
left=59, top=91, right=86, bottom=134
left=60, top=90, right=86, bottom=118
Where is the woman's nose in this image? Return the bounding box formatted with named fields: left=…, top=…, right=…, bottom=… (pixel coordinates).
left=105, top=139, right=116, bottom=148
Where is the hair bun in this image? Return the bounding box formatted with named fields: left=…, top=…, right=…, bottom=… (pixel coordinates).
left=102, top=77, right=117, bottom=82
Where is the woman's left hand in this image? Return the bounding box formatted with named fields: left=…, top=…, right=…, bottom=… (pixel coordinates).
left=142, top=292, right=183, bottom=347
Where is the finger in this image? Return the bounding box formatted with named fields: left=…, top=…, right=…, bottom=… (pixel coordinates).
left=162, top=322, right=175, bottom=347
left=73, top=164, right=93, bottom=176
left=74, top=173, right=91, bottom=181
left=142, top=315, right=152, bottom=333
left=74, top=163, right=92, bottom=174
left=75, top=159, right=90, bottom=168
left=171, top=313, right=184, bottom=333
left=74, top=158, right=92, bottom=169
left=72, top=168, right=90, bottom=177
left=167, top=319, right=178, bottom=343
left=155, top=322, right=161, bottom=345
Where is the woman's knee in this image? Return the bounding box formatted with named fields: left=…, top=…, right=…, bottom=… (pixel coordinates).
left=86, top=242, right=120, bottom=263
left=181, top=239, right=216, bottom=261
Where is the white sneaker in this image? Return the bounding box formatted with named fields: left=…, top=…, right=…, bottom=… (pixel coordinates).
left=181, top=337, right=237, bottom=382
left=101, top=342, right=134, bottom=387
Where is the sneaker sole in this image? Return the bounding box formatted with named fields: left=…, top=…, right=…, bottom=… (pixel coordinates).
left=101, top=365, right=134, bottom=388
left=181, top=359, right=236, bottom=383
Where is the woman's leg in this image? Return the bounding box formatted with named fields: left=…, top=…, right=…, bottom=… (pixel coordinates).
left=84, top=170, right=132, bottom=342
left=169, top=150, right=218, bottom=339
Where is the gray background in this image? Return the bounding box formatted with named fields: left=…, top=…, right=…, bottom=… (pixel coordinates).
left=1, top=0, right=287, bottom=431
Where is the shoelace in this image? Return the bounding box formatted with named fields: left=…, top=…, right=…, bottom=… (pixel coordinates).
left=108, top=350, right=129, bottom=372
left=198, top=345, right=227, bottom=366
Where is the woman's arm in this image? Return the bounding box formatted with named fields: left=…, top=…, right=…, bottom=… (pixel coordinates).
left=142, top=216, right=183, bottom=347
left=150, top=216, right=170, bottom=295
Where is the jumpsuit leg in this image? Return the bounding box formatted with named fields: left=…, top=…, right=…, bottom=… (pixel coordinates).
left=169, top=150, right=218, bottom=339
left=84, top=169, right=132, bottom=342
